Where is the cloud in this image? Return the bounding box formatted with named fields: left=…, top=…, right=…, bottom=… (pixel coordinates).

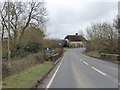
left=46, top=0, right=118, bottom=39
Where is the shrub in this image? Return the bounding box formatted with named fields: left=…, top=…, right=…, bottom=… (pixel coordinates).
left=34, top=52, right=44, bottom=63
left=24, top=42, right=41, bottom=53
left=2, top=62, right=11, bottom=79
left=11, top=49, right=30, bottom=58
left=2, top=52, right=45, bottom=79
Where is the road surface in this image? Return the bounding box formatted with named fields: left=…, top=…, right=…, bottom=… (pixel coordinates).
left=47, top=48, right=118, bottom=88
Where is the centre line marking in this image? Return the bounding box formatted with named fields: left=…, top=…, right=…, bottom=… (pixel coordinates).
left=79, top=59, right=83, bottom=61
left=92, top=67, right=106, bottom=76
left=46, top=57, right=64, bottom=88
left=83, top=61, right=89, bottom=65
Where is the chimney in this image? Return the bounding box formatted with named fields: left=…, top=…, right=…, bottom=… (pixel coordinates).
left=76, top=33, right=78, bottom=35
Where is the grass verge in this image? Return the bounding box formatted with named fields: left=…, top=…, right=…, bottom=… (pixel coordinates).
left=83, top=51, right=101, bottom=59
left=83, top=51, right=120, bottom=64
left=2, top=61, right=53, bottom=88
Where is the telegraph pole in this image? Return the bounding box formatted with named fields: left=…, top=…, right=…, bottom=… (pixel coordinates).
left=8, top=1, right=11, bottom=68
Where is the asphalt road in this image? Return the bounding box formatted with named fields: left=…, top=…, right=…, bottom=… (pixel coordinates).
left=47, top=48, right=118, bottom=88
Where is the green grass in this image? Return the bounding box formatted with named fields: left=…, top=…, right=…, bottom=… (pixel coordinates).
left=3, top=61, right=53, bottom=88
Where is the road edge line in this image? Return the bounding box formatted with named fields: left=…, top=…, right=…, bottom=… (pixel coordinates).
left=46, top=57, right=64, bottom=88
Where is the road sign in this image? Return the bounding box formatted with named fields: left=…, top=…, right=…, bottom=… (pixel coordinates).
left=44, top=48, right=52, bottom=53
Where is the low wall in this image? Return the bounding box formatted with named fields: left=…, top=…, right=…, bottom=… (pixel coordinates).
left=101, top=53, right=120, bottom=61
left=49, top=52, right=63, bottom=62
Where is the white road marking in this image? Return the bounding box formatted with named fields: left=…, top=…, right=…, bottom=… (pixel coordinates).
left=76, top=56, right=82, bottom=62
left=76, top=56, right=88, bottom=65
left=46, top=57, right=64, bottom=88
left=76, top=56, right=106, bottom=76
left=79, top=59, right=83, bottom=62
left=83, top=61, right=89, bottom=65
left=92, top=67, right=106, bottom=76
left=74, top=54, right=118, bottom=83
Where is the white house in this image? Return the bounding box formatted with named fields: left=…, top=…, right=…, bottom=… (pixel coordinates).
left=64, top=33, right=87, bottom=47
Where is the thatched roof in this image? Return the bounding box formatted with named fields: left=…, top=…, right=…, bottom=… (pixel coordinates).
left=65, top=35, right=87, bottom=42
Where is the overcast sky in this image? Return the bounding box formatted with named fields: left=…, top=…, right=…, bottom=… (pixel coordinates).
left=45, top=0, right=118, bottom=39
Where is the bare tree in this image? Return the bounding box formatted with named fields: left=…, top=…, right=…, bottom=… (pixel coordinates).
left=86, top=21, right=118, bottom=54
left=79, top=30, right=84, bottom=36
left=0, top=1, right=47, bottom=41
left=0, top=1, right=48, bottom=57
left=113, top=17, right=119, bottom=54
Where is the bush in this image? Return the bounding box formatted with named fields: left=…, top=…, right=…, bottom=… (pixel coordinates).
left=2, top=52, right=45, bottom=79
left=34, top=52, right=44, bottom=63
left=11, top=49, right=30, bottom=58
left=2, top=62, right=11, bottom=79
left=24, top=42, right=41, bottom=53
